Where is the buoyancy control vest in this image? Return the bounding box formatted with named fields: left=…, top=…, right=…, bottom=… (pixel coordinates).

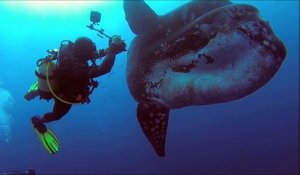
left=35, top=40, right=98, bottom=104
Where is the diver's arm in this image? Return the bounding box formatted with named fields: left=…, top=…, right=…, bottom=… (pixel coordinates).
left=88, top=35, right=126, bottom=78
left=89, top=51, right=116, bottom=78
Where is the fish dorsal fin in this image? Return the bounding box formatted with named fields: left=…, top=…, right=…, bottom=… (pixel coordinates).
left=137, top=101, right=169, bottom=157
left=123, top=0, right=159, bottom=35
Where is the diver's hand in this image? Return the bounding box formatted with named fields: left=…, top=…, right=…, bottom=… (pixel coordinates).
left=108, top=35, right=127, bottom=55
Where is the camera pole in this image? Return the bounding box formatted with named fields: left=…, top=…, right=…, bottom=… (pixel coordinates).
left=86, top=24, right=111, bottom=39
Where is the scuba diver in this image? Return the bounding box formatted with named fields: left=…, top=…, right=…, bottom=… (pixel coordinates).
left=24, top=11, right=127, bottom=154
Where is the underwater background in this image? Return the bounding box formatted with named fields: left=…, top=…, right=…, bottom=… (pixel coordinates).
left=0, top=1, right=299, bottom=174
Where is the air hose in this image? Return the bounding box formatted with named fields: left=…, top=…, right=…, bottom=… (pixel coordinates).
left=46, top=62, right=81, bottom=105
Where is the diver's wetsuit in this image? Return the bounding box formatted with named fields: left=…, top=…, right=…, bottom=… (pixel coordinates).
left=43, top=99, right=72, bottom=122
left=42, top=52, right=117, bottom=123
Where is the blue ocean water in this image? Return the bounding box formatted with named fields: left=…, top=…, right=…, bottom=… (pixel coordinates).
left=0, top=1, right=299, bottom=174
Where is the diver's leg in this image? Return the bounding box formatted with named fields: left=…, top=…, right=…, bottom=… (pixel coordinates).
left=42, top=99, right=72, bottom=123
left=31, top=99, right=71, bottom=133
left=31, top=99, right=68, bottom=154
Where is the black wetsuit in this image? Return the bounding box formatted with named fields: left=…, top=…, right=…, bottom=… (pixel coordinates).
left=42, top=52, right=116, bottom=123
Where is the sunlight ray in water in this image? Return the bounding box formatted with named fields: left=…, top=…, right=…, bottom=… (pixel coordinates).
left=3, top=1, right=114, bottom=14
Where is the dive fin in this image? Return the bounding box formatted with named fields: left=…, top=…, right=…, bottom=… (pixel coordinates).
left=123, top=0, right=159, bottom=35
left=24, top=81, right=39, bottom=101
left=137, top=101, right=169, bottom=157
left=32, top=117, right=60, bottom=155
left=34, top=127, right=60, bottom=155
left=28, top=81, right=39, bottom=91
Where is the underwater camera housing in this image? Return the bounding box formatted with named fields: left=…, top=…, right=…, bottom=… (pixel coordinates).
left=90, top=11, right=101, bottom=25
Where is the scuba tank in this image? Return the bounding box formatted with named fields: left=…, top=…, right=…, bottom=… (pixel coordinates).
left=34, top=41, right=74, bottom=101
left=35, top=49, right=58, bottom=100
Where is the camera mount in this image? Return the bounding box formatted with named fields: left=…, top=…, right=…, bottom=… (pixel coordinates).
left=86, top=11, right=111, bottom=39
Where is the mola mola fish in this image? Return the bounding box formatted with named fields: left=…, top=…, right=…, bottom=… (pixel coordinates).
left=123, top=0, right=286, bottom=157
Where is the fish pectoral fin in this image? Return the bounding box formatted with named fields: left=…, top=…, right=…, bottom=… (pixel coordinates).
left=137, top=101, right=169, bottom=157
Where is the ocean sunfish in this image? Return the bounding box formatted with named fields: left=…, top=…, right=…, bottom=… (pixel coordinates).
left=123, top=0, right=286, bottom=157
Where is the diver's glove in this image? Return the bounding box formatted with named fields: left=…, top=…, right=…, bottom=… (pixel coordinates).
left=108, top=35, right=127, bottom=55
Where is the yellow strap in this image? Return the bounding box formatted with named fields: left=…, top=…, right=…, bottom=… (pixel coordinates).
left=46, top=62, right=81, bottom=105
